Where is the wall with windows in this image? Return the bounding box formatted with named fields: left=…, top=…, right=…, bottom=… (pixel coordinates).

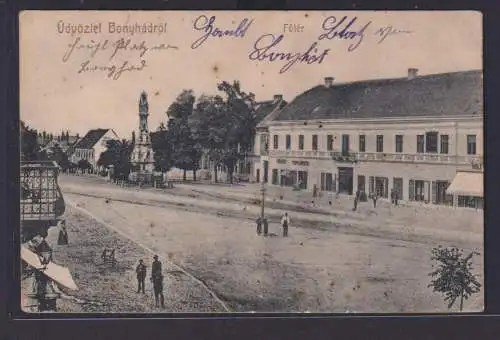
left=267, top=117, right=482, bottom=157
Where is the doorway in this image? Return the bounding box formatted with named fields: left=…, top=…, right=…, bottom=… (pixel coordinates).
left=338, top=167, right=353, bottom=195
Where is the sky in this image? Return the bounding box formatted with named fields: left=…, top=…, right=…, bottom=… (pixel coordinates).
left=20, top=11, right=482, bottom=138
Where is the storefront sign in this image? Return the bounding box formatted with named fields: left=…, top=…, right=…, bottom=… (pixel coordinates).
left=292, top=160, right=309, bottom=166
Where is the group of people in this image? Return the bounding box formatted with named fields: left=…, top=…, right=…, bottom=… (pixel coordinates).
left=353, top=188, right=400, bottom=211
left=255, top=212, right=291, bottom=237
left=135, top=255, right=165, bottom=308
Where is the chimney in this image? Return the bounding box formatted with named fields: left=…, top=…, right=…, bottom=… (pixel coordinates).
left=324, top=77, right=334, bottom=87
left=408, top=68, right=418, bottom=79
left=273, top=94, right=283, bottom=103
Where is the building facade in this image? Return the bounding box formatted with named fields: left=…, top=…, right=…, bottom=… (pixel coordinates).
left=130, top=91, right=155, bottom=173
left=70, top=128, right=119, bottom=171
left=253, top=69, right=483, bottom=206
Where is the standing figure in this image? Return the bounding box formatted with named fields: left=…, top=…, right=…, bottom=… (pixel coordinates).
left=263, top=217, right=269, bottom=236
left=57, top=220, right=69, bottom=245
left=281, top=212, right=290, bottom=237
left=136, top=259, right=147, bottom=294
left=151, top=255, right=165, bottom=308
left=256, top=216, right=262, bottom=236
left=353, top=189, right=360, bottom=211
left=372, top=192, right=378, bottom=208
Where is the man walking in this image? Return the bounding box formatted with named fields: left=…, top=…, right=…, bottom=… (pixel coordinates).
left=281, top=212, right=290, bottom=237
left=151, top=255, right=165, bottom=308
left=135, top=259, right=147, bottom=294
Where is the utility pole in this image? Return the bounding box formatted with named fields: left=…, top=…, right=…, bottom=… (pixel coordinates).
left=260, top=179, right=266, bottom=219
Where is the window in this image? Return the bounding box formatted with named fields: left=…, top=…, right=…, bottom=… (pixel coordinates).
left=341, top=134, right=350, bottom=155
left=359, top=135, right=366, bottom=152
left=272, top=169, right=279, bottom=185
left=395, top=135, right=403, bottom=153
left=440, top=135, right=449, bottom=154
left=376, top=135, right=384, bottom=153
left=273, top=135, right=278, bottom=149
left=425, top=132, right=438, bottom=153
left=417, top=135, right=425, bottom=153
left=320, top=173, right=334, bottom=191
left=312, top=135, right=318, bottom=151
left=298, top=135, right=304, bottom=150
left=286, top=135, right=291, bottom=150
left=467, top=135, right=477, bottom=155
left=327, top=135, right=333, bottom=151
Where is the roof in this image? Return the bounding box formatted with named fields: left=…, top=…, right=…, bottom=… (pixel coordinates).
left=74, top=129, right=112, bottom=149
left=255, top=99, right=288, bottom=128
left=273, top=70, right=483, bottom=122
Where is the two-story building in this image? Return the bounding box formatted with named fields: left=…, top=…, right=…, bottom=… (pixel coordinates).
left=70, top=128, right=120, bottom=172
left=254, top=69, right=483, bottom=207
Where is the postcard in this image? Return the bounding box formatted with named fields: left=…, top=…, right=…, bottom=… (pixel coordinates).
left=19, top=10, right=483, bottom=313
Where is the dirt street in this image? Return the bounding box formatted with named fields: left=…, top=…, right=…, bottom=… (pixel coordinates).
left=52, top=174, right=484, bottom=313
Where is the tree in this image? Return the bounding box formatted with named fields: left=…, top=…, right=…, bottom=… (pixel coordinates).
left=151, top=130, right=174, bottom=173
left=97, top=139, right=134, bottom=181
left=428, top=246, right=481, bottom=311
left=77, top=159, right=92, bottom=172
left=45, top=144, right=70, bottom=170
left=20, top=121, right=40, bottom=161
left=131, top=131, right=136, bottom=145
left=190, top=81, right=257, bottom=183
left=164, top=89, right=201, bottom=181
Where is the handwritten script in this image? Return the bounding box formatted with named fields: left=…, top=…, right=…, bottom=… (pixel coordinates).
left=191, top=15, right=254, bottom=49
left=62, top=36, right=178, bottom=80
left=249, top=34, right=330, bottom=74
left=246, top=15, right=412, bottom=73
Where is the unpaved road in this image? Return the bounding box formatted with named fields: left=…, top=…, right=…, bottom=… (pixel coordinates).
left=54, top=175, right=484, bottom=313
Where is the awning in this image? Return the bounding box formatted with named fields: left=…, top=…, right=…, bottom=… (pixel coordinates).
left=446, top=172, right=483, bottom=197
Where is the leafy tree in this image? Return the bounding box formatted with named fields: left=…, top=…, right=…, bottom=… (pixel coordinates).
left=20, top=121, right=40, bottom=161
left=131, top=131, right=136, bottom=145
left=190, top=81, right=257, bottom=183
left=151, top=130, right=174, bottom=173
left=428, top=246, right=481, bottom=311
left=45, top=144, right=70, bottom=169
left=165, top=89, right=201, bottom=181
left=97, top=139, right=134, bottom=181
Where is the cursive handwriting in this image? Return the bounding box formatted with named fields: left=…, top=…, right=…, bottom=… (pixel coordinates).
left=249, top=34, right=330, bottom=74
left=62, top=36, right=178, bottom=63
left=77, top=59, right=147, bottom=80
left=318, top=16, right=371, bottom=52
left=191, top=15, right=253, bottom=49
left=374, top=25, right=412, bottom=44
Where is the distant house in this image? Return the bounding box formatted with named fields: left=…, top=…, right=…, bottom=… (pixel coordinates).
left=70, top=129, right=119, bottom=172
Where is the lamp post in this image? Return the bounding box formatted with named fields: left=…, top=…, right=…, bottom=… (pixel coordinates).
left=260, top=180, right=266, bottom=219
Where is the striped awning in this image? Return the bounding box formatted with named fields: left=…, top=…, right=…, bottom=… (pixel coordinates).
left=446, top=171, right=483, bottom=197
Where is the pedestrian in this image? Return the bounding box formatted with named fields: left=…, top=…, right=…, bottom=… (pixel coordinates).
left=390, top=188, right=396, bottom=206
left=151, top=255, right=165, bottom=308
left=263, top=217, right=269, bottom=236
left=57, top=220, right=69, bottom=245
left=256, top=216, right=262, bottom=236
left=353, top=189, right=360, bottom=211
left=281, top=212, right=290, bottom=237
left=394, top=188, right=399, bottom=206
left=136, top=259, right=147, bottom=294
left=371, top=192, right=378, bottom=208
